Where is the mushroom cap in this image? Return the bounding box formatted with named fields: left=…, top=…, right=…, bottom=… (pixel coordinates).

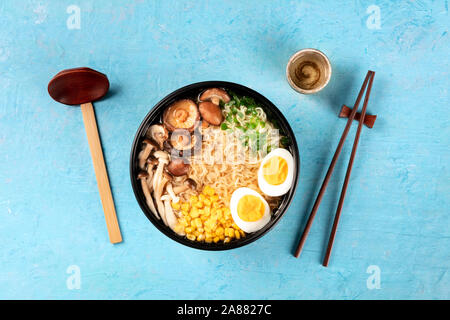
left=163, top=99, right=200, bottom=132
left=201, top=120, right=210, bottom=129
left=170, top=129, right=199, bottom=151
left=163, top=140, right=173, bottom=153
left=199, top=88, right=231, bottom=105
left=199, top=101, right=223, bottom=126
left=161, top=194, right=171, bottom=201
left=163, top=172, right=173, bottom=180
left=146, top=156, right=159, bottom=166
left=137, top=171, right=149, bottom=179
left=184, top=178, right=197, bottom=190
left=153, top=150, right=169, bottom=160
left=142, top=138, right=153, bottom=145
left=146, top=124, right=168, bottom=149
left=167, top=158, right=190, bottom=176
left=142, top=138, right=159, bottom=151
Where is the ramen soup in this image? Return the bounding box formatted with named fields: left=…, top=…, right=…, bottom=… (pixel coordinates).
left=137, top=88, right=295, bottom=244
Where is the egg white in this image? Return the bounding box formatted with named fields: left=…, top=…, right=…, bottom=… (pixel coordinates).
left=229, top=187, right=271, bottom=233
left=258, top=148, right=294, bottom=197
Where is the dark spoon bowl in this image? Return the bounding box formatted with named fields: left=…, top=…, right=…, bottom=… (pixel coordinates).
left=130, top=81, right=300, bottom=250
left=48, top=67, right=109, bottom=105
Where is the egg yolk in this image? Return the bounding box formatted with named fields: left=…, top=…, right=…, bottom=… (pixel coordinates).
left=237, top=195, right=265, bottom=222
left=263, top=156, right=288, bottom=185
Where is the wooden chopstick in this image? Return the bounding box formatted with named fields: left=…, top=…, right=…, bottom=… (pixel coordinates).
left=322, top=72, right=375, bottom=266
left=294, top=70, right=374, bottom=258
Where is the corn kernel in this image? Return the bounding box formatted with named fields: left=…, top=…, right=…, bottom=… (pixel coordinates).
left=171, top=202, right=181, bottom=210
left=199, top=194, right=206, bottom=202
left=215, top=227, right=224, bottom=236
left=203, top=206, right=211, bottom=216
left=181, top=203, right=190, bottom=212
left=205, top=237, right=213, bottom=243
left=204, top=198, right=211, bottom=206
left=239, top=230, right=245, bottom=237
left=203, top=185, right=215, bottom=196
left=213, top=236, right=220, bottom=243
left=197, top=234, right=205, bottom=241
left=211, top=195, right=219, bottom=202
left=235, top=230, right=241, bottom=239
left=232, top=223, right=240, bottom=230
left=187, top=234, right=196, bottom=241
left=190, top=208, right=200, bottom=218
left=223, top=237, right=231, bottom=244
left=195, top=218, right=203, bottom=228
left=213, top=202, right=220, bottom=209
left=195, top=201, right=204, bottom=209
left=194, top=230, right=200, bottom=237
left=219, top=234, right=225, bottom=240
left=204, top=220, right=212, bottom=228
left=190, top=195, right=198, bottom=204
left=197, top=227, right=204, bottom=233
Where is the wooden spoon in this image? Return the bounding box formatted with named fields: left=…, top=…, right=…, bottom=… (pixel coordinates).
left=48, top=67, right=122, bottom=244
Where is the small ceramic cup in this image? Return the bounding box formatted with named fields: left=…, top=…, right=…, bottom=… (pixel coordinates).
left=286, top=48, right=332, bottom=94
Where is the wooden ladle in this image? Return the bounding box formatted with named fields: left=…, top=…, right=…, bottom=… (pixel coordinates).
left=48, top=67, right=122, bottom=244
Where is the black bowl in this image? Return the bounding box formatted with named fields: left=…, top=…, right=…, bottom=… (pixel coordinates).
left=130, top=81, right=300, bottom=250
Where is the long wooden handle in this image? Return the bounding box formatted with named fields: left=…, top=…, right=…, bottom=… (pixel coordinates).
left=80, top=102, right=122, bottom=244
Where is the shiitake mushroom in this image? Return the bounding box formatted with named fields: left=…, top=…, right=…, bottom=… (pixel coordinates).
left=163, top=99, right=199, bottom=132
left=199, top=101, right=223, bottom=125
left=170, top=129, right=199, bottom=151
left=199, top=88, right=231, bottom=105
left=167, top=158, right=190, bottom=176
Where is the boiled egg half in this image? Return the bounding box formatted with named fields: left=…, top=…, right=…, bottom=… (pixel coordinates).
left=230, top=187, right=271, bottom=233
left=258, top=148, right=294, bottom=197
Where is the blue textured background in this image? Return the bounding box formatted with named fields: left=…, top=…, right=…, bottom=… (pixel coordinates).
left=0, top=0, right=449, bottom=300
